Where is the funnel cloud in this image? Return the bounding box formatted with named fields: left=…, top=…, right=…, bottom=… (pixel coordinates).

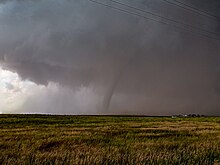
left=0, top=0, right=219, bottom=115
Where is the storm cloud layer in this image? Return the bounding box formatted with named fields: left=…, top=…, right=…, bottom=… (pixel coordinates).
left=0, top=0, right=220, bottom=115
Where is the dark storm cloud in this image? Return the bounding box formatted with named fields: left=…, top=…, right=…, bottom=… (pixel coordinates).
left=0, top=0, right=219, bottom=115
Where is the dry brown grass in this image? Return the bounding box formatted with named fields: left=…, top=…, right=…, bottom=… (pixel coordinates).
left=0, top=115, right=220, bottom=164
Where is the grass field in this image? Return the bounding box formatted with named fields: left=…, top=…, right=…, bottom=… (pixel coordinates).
left=0, top=115, right=220, bottom=164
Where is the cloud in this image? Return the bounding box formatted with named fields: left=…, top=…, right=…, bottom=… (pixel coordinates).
left=0, top=67, right=102, bottom=114
left=0, top=68, right=38, bottom=113
left=0, top=0, right=220, bottom=115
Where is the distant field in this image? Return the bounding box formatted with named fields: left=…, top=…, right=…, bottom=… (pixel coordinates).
left=0, top=115, right=220, bottom=165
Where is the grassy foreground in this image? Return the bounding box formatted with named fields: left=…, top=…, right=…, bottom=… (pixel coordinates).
left=0, top=115, right=220, bottom=165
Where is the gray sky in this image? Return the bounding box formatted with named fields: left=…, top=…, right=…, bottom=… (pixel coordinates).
left=0, top=0, right=220, bottom=115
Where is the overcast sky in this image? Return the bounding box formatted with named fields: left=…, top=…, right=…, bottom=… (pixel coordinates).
left=0, top=0, right=220, bottom=115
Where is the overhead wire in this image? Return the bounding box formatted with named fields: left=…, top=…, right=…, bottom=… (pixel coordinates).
left=173, top=0, right=220, bottom=20
left=109, top=0, right=220, bottom=36
left=162, top=0, right=220, bottom=21
left=88, top=0, right=220, bottom=41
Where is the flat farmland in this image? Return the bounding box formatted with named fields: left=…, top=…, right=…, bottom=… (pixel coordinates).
left=0, top=115, right=220, bottom=164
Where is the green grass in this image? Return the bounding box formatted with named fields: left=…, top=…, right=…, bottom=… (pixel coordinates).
left=0, top=115, right=220, bottom=164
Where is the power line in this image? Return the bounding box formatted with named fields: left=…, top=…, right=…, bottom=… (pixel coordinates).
left=89, top=0, right=169, bottom=25
left=89, top=0, right=220, bottom=41
left=173, top=0, right=220, bottom=20
left=88, top=0, right=220, bottom=41
left=162, top=0, right=220, bottom=21
left=109, top=0, right=220, bottom=36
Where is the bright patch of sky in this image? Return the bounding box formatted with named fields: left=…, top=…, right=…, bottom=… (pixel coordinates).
left=0, top=67, right=101, bottom=114
left=0, top=67, right=45, bottom=114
